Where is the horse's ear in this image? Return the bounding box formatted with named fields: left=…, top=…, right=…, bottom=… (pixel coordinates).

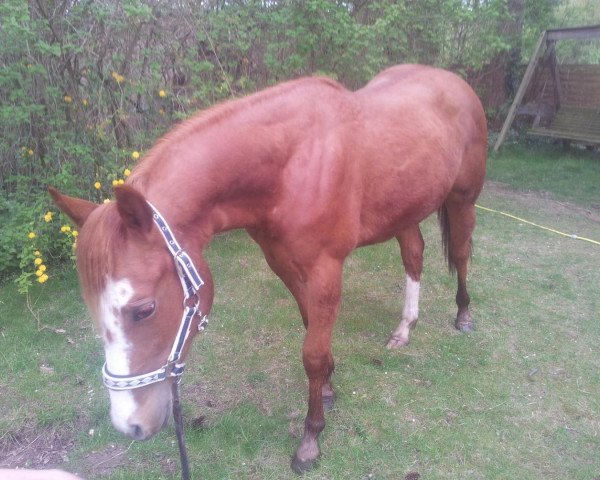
left=114, top=185, right=154, bottom=234
left=48, top=186, right=99, bottom=228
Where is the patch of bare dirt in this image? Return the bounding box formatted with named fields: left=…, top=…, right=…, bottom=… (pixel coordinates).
left=77, top=444, right=130, bottom=477
left=483, top=181, right=600, bottom=224
left=0, top=425, right=177, bottom=478
left=0, top=425, right=75, bottom=470
left=77, top=443, right=179, bottom=478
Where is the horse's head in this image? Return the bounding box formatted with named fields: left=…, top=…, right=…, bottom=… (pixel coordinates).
left=49, top=186, right=213, bottom=440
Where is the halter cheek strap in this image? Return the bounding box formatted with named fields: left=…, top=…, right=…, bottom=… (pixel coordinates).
left=102, top=202, right=208, bottom=391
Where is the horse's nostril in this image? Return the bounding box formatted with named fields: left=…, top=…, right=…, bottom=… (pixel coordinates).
left=130, top=424, right=145, bottom=440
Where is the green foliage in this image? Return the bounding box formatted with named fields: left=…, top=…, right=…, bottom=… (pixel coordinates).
left=0, top=0, right=595, bottom=285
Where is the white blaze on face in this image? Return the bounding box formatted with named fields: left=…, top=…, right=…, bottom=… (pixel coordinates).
left=99, top=278, right=137, bottom=433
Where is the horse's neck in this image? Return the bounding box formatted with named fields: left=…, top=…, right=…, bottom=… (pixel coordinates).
left=141, top=121, right=287, bottom=239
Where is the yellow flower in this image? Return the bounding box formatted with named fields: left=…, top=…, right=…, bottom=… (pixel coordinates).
left=44, top=211, right=53, bottom=222
left=111, top=71, right=125, bottom=84
left=117, top=179, right=124, bottom=185
left=35, top=269, right=43, bottom=277
left=34, top=250, right=41, bottom=257
left=60, top=225, right=71, bottom=233
left=28, top=232, right=36, bottom=239
left=34, top=258, right=42, bottom=266
left=64, top=95, right=72, bottom=103
left=103, top=199, right=111, bottom=204
left=82, top=99, right=88, bottom=106
left=112, top=179, right=119, bottom=187
left=39, top=264, right=47, bottom=272
left=28, top=149, right=34, bottom=156
left=123, top=168, right=131, bottom=177
left=72, top=230, right=78, bottom=237
left=38, top=274, right=49, bottom=283
left=94, top=181, right=101, bottom=189
left=131, top=151, right=140, bottom=160
left=159, top=90, right=166, bottom=98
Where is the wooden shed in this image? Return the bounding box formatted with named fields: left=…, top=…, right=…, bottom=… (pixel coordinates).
left=494, top=25, right=600, bottom=152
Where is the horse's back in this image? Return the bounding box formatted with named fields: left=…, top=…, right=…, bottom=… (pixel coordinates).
left=350, top=65, right=487, bottom=244
left=356, top=64, right=486, bottom=150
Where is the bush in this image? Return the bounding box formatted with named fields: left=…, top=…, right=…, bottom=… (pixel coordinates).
left=0, top=0, right=568, bottom=291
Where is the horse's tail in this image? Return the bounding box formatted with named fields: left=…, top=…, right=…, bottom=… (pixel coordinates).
left=437, top=204, right=456, bottom=275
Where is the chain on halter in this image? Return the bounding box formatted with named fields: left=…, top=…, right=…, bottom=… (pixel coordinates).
left=101, top=202, right=208, bottom=391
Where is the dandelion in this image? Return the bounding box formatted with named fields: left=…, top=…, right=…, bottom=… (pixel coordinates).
left=34, top=250, right=41, bottom=257
left=38, top=274, right=49, bottom=284
left=60, top=225, right=71, bottom=233
left=111, top=71, right=125, bottom=84
left=39, top=264, right=47, bottom=272
left=72, top=230, right=78, bottom=237
left=123, top=168, right=131, bottom=177
left=28, top=232, right=36, bottom=239
left=35, top=269, right=43, bottom=277
left=118, top=179, right=124, bottom=185
left=112, top=179, right=119, bottom=187
left=94, top=181, right=101, bottom=189
left=82, top=99, right=88, bottom=106
left=44, top=211, right=53, bottom=222
left=34, top=258, right=42, bottom=266
left=159, top=90, right=166, bottom=98
left=64, top=95, right=73, bottom=103
left=28, top=149, right=34, bottom=156
left=131, top=151, right=140, bottom=160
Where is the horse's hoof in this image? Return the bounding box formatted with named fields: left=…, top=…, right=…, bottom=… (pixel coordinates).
left=455, top=320, right=475, bottom=332
left=323, top=393, right=336, bottom=412
left=386, top=335, right=409, bottom=349
left=291, top=455, right=317, bottom=475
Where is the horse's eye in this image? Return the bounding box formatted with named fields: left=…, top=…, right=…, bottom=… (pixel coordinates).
left=132, top=301, right=155, bottom=322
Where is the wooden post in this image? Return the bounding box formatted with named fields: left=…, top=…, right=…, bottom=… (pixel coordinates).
left=547, top=40, right=563, bottom=110
left=493, top=31, right=547, bottom=152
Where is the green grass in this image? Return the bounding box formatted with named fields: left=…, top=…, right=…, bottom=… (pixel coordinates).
left=488, top=143, right=600, bottom=207
left=1, top=144, right=599, bottom=479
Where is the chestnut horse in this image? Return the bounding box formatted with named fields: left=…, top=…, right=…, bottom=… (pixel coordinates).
left=50, top=65, right=487, bottom=473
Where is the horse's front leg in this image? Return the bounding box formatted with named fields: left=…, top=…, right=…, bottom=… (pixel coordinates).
left=290, top=256, right=342, bottom=475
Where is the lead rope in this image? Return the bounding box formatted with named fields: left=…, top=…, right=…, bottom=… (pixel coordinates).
left=172, top=381, right=191, bottom=480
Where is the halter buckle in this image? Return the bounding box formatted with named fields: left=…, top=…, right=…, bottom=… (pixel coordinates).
left=184, top=292, right=200, bottom=310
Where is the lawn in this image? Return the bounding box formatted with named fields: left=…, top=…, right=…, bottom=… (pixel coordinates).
left=1, top=144, right=599, bottom=479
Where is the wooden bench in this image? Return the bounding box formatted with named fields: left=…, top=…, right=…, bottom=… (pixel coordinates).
left=529, top=106, right=600, bottom=145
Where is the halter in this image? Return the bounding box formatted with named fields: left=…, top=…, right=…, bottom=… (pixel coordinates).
left=102, top=202, right=208, bottom=391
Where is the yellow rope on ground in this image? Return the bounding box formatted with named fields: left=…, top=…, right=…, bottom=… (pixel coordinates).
left=475, top=204, right=600, bottom=246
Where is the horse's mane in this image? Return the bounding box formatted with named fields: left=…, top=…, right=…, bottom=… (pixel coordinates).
left=129, top=76, right=344, bottom=191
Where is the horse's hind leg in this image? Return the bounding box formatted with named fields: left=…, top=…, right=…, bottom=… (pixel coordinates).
left=440, top=197, right=477, bottom=331
left=387, top=226, right=424, bottom=348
